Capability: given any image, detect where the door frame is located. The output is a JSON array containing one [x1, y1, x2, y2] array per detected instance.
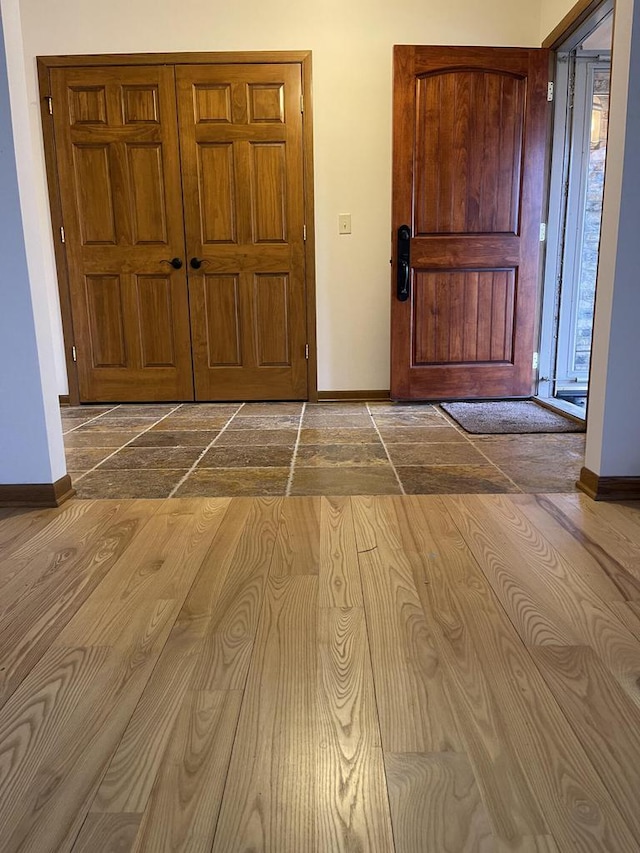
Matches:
[[37, 50, 318, 405], [537, 0, 613, 414]]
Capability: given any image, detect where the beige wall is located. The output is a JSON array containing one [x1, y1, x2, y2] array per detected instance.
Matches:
[[540, 0, 578, 42], [19, 0, 542, 394]]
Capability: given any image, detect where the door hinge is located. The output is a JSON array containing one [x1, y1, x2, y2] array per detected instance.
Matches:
[[300, 94, 304, 113], [303, 224, 307, 241], [60, 225, 66, 244], [46, 96, 53, 115], [532, 351, 539, 370], [304, 343, 310, 360], [547, 82, 554, 102], [71, 345, 77, 363], [539, 223, 547, 243]]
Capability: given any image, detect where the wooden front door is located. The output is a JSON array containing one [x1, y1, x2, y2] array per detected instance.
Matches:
[[390, 46, 550, 400], [176, 65, 308, 401], [51, 66, 194, 402]]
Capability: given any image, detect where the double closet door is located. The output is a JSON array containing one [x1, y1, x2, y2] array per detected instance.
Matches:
[[50, 61, 308, 402]]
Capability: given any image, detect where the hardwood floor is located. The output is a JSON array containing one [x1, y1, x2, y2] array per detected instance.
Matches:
[[1, 493, 639, 851]]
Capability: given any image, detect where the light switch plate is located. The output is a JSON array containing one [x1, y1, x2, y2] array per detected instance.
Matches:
[[338, 214, 351, 235]]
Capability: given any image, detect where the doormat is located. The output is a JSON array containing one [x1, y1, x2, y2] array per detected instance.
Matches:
[[440, 401, 586, 434]]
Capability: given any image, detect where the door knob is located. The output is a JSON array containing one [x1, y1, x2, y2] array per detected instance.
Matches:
[[190, 257, 208, 270], [161, 257, 183, 270], [397, 225, 411, 302]]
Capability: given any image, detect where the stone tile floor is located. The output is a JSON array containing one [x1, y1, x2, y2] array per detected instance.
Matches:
[[61, 401, 585, 498]]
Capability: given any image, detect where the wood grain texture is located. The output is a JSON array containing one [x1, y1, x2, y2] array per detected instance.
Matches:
[[385, 752, 493, 853], [445, 495, 640, 707], [0, 500, 155, 709], [546, 494, 640, 581], [532, 645, 640, 844], [391, 46, 549, 400], [351, 496, 461, 753], [270, 496, 321, 576], [510, 494, 640, 601], [0, 504, 69, 556], [50, 65, 195, 403], [0, 499, 118, 617], [211, 576, 317, 852], [191, 497, 282, 691], [131, 690, 243, 852], [72, 813, 142, 853], [90, 628, 199, 814], [2, 494, 640, 851], [428, 523, 638, 851], [319, 497, 362, 607], [394, 498, 550, 844], [609, 601, 640, 642], [176, 63, 308, 401], [56, 499, 231, 648], [317, 607, 394, 852]]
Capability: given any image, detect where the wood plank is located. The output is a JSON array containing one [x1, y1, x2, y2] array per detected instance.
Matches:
[[392, 497, 550, 844], [317, 607, 394, 852], [56, 499, 231, 647], [609, 601, 640, 642], [212, 576, 317, 853], [351, 496, 461, 753], [72, 813, 141, 853], [270, 496, 321, 576], [0, 500, 158, 710], [0, 499, 117, 617], [546, 494, 640, 582], [430, 522, 639, 851], [532, 645, 640, 844], [131, 690, 243, 853], [0, 645, 113, 834], [190, 497, 282, 691], [384, 752, 494, 852], [0, 504, 69, 557], [584, 496, 640, 539], [318, 497, 363, 607], [510, 494, 640, 601], [445, 495, 640, 707], [0, 586, 183, 853], [89, 627, 199, 815]]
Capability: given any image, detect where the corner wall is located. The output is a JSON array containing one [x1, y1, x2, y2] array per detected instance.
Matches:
[[540, 0, 578, 42], [0, 0, 66, 485], [18, 0, 541, 394]]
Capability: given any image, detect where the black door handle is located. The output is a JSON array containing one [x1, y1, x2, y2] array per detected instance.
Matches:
[[161, 257, 183, 270], [397, 225, 411, 302], [190, 257, 209, 270]]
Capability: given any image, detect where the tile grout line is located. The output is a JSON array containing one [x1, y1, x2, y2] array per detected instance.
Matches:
[[167, 404, 246, 498], [285, 403, 306, 497], [366, 402, 406, 495], [62, 404, 120, 435], [436, 404, 523, 492], [71, 404, 185, 483]]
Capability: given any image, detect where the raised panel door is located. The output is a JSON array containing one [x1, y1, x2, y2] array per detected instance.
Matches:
[[51, 65, 193, 402], [176, 64, 308, 401], [391, 47, 549, 400]]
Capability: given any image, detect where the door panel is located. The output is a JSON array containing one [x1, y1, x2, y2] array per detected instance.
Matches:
[[391, 46, 549, 400], [177, 64, 308, 401], [51, 66, 193, 402]]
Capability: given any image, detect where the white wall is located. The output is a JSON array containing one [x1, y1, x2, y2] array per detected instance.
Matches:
[[540, 0, 577, 42], [0, 0, 66, 484], [18, 0, 541, 394], [585, 0, 640, 477]]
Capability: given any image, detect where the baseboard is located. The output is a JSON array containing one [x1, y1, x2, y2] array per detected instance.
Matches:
[[0, 475, 76, 508], [59, 394, 71, 406], [317, 390, 390, 401], [577, 467, 640, 501]]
